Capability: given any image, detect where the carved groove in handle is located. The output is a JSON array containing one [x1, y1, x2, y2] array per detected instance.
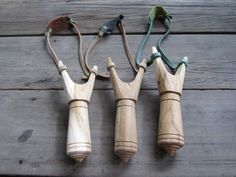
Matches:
[[158, 93, 184, 155], [152, 48, 186, 156], [67, 100, 91, 161], [114, 99, 137, 162]]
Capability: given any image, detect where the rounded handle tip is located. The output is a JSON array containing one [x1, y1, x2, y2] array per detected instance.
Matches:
[[183, 56, 188, 63], [91, 65, 98, 74], [106, 57, 116, 69], [152, 46, 158, 54]]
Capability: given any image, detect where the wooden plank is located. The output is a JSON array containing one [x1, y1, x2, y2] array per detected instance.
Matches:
[[0, 0, 236, 35], [0, 35, 236, 90], [0, 90, 235, 176]]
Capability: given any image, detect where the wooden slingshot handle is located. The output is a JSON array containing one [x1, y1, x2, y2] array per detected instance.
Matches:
[[107, 57, 146, 162], [58, 61, 97, 161], [152, 47, 186, 155]]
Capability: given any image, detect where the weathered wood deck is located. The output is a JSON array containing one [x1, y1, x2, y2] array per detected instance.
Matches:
[[0, 0, 236, 176]]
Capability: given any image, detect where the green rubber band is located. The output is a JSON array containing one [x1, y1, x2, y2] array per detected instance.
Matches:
[[136, 21, 153, 66], [135, 6, 188, 72], [148, 51, 161, 66], [157, 16, 188, 72], [136, 6, 170, 65]]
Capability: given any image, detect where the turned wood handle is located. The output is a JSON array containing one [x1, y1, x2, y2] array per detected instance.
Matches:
[[158, 93, 184, 155], [107, 57, 146, 162], [152, 47, 186, 155], [59, 61, 97, 161], [114, 99, 137, 162], [67, 100, 91, 161]]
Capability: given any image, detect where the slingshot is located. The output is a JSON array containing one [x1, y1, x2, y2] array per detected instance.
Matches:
[[79, 16, 146, 161], [45, 16, 98, 161], [107, 58, 146, 162], [133, 6, 189, 155]]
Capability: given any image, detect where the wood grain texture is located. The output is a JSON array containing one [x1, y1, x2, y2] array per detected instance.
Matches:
[[0, 1, 235, 176], [153, 49, 186, 155], [0, 90, 235, 176], [107, 58, 146, 162], [0, 0, 236, 35], [0, 35, 236, 90], [58, 63, 97, 161], [67, 101, 92, 161]]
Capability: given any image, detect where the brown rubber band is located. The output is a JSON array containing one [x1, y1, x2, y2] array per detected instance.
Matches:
[[45, 16, 140, 79]]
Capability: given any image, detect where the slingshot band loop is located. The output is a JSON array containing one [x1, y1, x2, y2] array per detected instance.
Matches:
[[135, 6, 188, 73], [46, 16, 137, 79], [46, 16, 88, 76]]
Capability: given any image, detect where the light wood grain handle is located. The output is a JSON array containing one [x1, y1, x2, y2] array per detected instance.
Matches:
[[158, 93, 184, 155], [152, 46, 186, 155], [107, 57, 146, 162], [66, 100, 91, 162], [114, 99, 137, 162], [59, 61, 97, 161]]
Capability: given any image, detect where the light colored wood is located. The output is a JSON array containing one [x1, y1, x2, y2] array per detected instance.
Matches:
[[1, 35, 236, 90], [152, 47, 186, 156], [107, 57, 147, 162], [0, 1, 235, 176], [58, 61, 97, 161], [0, 90, 236, 176]]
